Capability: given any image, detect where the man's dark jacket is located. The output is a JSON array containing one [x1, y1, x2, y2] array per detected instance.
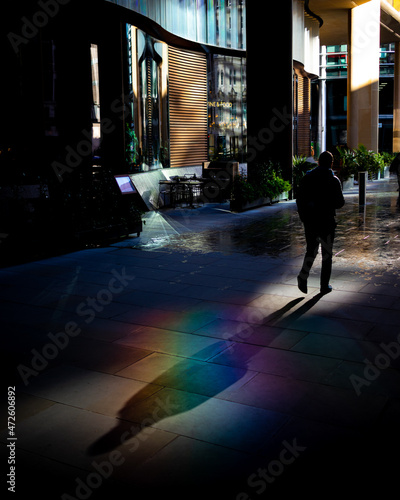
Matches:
[[296, 167, 345, 231]]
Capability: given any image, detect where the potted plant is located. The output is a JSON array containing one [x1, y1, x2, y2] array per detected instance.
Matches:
[[125, 123, 140, 172], [353, 144, 383, 180], [380, 152, 395, 179], [230, 161, 291, 211], [335, 146, 356, 188], [292, 155, 317, 196]]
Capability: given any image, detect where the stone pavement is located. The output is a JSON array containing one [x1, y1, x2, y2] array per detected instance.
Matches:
[[1, 177, 400, 499]]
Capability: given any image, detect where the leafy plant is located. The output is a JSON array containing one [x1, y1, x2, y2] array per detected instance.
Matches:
[[336, 145, 386, 180], [160, 141, 170, 168], [232, 161, 291, 205], [336, 146, 357, 181], [354, 144, 383, 177], [293, 155, 316, 193], [125, 123, 139, 169], [381, 151, 395, 168]]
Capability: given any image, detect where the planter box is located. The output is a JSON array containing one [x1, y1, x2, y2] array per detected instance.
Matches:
[[377, 166, 390, 179], [230, 192, 289, 212], [342, 175, 354, 190], [276, 191, 289, 202]]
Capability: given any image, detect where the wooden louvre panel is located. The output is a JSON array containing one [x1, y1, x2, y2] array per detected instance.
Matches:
[[168, 46, 208, 168], [297, 76, 311, 157]]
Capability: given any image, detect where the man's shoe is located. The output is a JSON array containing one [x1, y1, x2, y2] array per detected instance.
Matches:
[[297, 276, 308, 294], [320, 284, 333, 294]]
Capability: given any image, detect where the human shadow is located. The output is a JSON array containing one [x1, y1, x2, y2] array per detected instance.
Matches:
[[262, 296, 305, 324], [87, 294, 322, 457], [87, 339, 250, 456], [264, 292, 324, 326]]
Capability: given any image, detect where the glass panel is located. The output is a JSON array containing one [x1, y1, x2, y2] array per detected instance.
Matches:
[[186, 0, 197, 41], [197, 0, 207, 43], [90, 44, 101, 156], [208, 54, 246, 162], [207, 0, 216, 45], [106, 0, 246, 49], [126, 25, 169, 172], [218, 0, 226, 47]]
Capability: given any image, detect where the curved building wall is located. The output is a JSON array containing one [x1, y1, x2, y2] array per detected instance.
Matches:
[[293, 0, 320, 76], [106, 0, 246, 50], [111, 0, 319, 165]]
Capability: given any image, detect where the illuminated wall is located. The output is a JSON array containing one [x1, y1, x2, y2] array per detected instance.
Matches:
[[293, 0, 320, 77]]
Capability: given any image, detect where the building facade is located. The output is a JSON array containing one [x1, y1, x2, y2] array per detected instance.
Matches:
[[1, 1, 320, 184], [104, 0, 248, 173], [102, 0, 320, 173], [4, 0, 400, 245]]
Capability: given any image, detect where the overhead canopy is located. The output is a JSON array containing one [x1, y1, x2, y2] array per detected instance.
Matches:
[[381, 0, 400, 42], [310, 0, 400, 45]]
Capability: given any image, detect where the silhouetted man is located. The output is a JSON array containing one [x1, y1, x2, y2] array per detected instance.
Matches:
[[296, 151, 345, 294]]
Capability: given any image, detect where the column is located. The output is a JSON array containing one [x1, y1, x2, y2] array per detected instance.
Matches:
[[246, 0, 293, 184], [393, 42, 400, 153], [347, 0, 380, 151], [97, 14, 126, 172], [319, 45, 327, 154]]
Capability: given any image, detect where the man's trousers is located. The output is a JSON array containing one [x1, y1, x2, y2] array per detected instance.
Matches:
[[299, 225, 335, 289]]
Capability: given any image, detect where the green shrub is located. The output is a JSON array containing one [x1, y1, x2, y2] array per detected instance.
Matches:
[[292, 155, 318, 192], [232, 161, 291, 204], [336, 145, 386, 180]]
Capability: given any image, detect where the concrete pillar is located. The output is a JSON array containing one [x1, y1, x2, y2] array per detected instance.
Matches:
[[393, 42, 400, 153], [319, 45, 327, 155], [97, 16, 126, 173], [246, 0, 293, 184], [347, 0, 380, 151]]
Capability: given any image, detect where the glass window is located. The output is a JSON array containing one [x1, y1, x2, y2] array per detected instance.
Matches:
[[106, 0, 246, 50], [208, 54, 246, 162], [126, 25, 169, 172], [90, 44, 101, 155]]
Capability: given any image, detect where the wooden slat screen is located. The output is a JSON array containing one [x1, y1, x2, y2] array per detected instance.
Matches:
[[168, 47, 208, 168], [297, 76, 311, 157]]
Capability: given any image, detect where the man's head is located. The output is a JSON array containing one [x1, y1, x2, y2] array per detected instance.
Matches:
[[318, 151, 334, 169]]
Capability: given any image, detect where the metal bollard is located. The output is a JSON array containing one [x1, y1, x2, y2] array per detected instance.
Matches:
[[359, 171, 367, 205]]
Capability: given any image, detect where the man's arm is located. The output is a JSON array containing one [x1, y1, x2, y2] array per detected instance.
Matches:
[[333, 176, 345, 209]]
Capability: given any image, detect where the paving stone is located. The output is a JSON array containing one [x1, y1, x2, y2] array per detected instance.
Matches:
[[2, 179, 400, 498]]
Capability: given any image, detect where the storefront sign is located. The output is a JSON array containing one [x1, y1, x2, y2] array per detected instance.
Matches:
[[208, 101, 233, 108]]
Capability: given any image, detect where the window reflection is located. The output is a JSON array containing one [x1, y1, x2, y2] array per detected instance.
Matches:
[[90, 44, 101, 156], [125, 23, 248, 171], [126, 26, 169, 172], [106, 0, 246, 50], [208, 54, 247, 161]]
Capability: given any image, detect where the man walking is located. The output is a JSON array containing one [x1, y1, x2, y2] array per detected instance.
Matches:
[[296, 151, 345, 294]]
